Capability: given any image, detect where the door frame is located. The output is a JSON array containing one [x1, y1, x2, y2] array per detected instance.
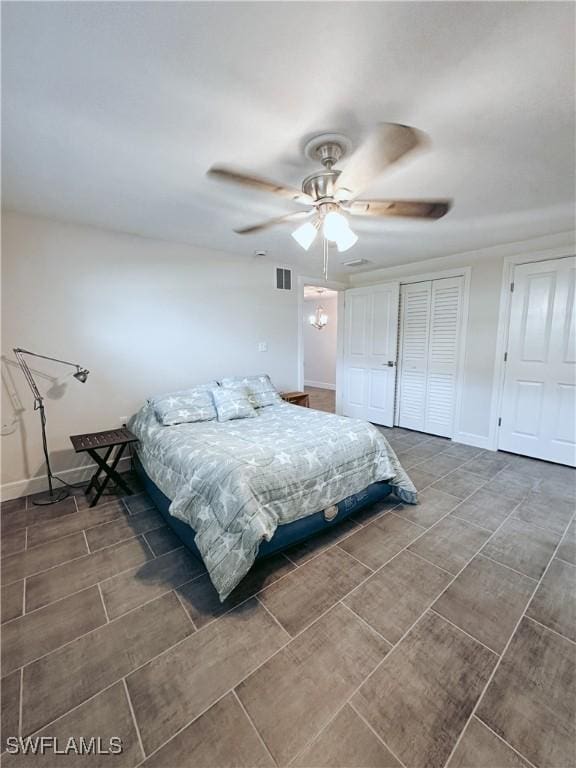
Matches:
[[297, 275, 347, 412], [491, 249, 576, 453], [393, 267, 471, 440]]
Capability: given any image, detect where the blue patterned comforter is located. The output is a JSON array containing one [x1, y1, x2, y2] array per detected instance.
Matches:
[[128, 402, 416, 600]]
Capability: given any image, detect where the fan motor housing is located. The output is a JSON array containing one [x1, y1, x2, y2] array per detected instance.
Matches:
[[302, 170, 341, 201]]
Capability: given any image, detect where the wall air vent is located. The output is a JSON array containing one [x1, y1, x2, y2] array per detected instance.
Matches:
[[342, 258, 371, 268], [275, 267, 292, 290]]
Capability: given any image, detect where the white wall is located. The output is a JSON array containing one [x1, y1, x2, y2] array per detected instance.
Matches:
[[1, 211, 300, 497], [303, 295, 337, 389], [348, 231, 575, 449]]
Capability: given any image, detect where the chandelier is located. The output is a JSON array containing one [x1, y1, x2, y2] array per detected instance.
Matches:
[[308, 289, 329, 330]]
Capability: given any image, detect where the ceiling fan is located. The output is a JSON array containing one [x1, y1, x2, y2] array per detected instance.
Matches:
[[207, 123, 451, 274]]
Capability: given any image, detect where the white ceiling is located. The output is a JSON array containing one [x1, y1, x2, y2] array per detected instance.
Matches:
[[2, 2, 575, 277]]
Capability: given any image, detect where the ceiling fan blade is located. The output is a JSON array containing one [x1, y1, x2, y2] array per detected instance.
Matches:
[[345, 199, 451, 220], [208, 166, 313, 205], [335, 124, 426, 200], [234, 210, 313, 235]]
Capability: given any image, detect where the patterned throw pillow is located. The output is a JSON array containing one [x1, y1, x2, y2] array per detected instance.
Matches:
[[219, 374, 282, 408], [152, 383, 218, 426], [210, 386, 257, 422]]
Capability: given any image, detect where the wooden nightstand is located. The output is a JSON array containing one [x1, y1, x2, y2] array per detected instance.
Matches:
[[280, 391, 310, 408]]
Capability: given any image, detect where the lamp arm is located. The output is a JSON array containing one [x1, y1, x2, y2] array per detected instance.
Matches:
[[13, 348, 87, 372], [14, 349, 43, 407]]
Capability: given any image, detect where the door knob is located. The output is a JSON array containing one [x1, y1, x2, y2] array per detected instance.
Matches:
[[387, 361, 396, 367]]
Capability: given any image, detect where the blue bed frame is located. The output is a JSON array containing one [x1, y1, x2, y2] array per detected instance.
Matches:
[[134, 455, 394, 561]]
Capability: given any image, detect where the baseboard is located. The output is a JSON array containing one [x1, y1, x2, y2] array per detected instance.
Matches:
[[453, 431, 494, 451], [304, 380, 336, 391], [0, 455, 132, 502]]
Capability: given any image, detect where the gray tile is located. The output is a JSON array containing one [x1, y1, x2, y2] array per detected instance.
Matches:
[[409, 516, 491, 575], [293, 705, 402, 768], [477, 617, 576, 768], [85, 508, 164, 551], [488, 469, 539, 502], [344, 550, 452, 644], [349, 495, 399, 526], [1, 670, 20, 747], [141, 693, 274, 768], [285, 519, 359, 565], [1, 581, 23, 624], [394, 488, 461, 528], [441, 444, 484, 461], [513, 491, 574, 535], [237, 604, 390, 766], [406, 468, 437, 491], [1, 528, 26, 557], [537, 476, 576, 502], [123, 493, 154, 515], [482, 517, 562, 580], [461, 454, 512, 480], [526, 558, 576, 642], [2, 497, 76, 534], [447, 717, 531, 768], [26, 536, 153, 611], [450, 488, 518, 532], [1, 497, 25, 515], [557, 519, 576, 565], [416, 454, 468, 478], [26, 501, 126, 548], [143, 526, 181, 556], [352, 611, 496, 768], [100, 547, 204, 620], [401, 442, 440, 462], [431, 468, 486, 500], [177, 553, 295, 629], [1, 532, 88, 585], [259, 546, 370, 635], [338, 513, 424, 571], [22, 591, 192, 736], [2, 586, 107, 676], [126, 598, 288, 755], [3, 682, 143, 768], [433, 556, 535, 653]]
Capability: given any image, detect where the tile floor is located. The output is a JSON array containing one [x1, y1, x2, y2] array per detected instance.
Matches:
[[0, 429, 575, 768]]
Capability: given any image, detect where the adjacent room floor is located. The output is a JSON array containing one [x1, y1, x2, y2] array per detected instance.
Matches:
[[1, 429, 574, 768], [305, 385, 335, 413]]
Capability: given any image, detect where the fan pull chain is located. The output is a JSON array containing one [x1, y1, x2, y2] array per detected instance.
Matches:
[[323, 236, 329, 281]]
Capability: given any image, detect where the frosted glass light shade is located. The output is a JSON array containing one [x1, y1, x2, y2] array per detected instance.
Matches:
[[291, 221, 318, 250]]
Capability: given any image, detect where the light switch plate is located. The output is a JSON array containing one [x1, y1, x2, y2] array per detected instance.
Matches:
[[258, 342, 267, 352]]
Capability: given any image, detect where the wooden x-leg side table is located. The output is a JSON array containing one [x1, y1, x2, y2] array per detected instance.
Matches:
[[70, 428, 139, 507]]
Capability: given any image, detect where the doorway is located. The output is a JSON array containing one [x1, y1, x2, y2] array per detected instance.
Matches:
[[303, 286, 338, 413], [498, 256, 575, 465]]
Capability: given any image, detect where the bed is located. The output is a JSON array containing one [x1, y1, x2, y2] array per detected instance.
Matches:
[[128, 399, 417, 601]]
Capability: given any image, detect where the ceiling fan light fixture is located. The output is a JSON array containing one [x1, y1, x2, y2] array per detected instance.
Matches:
[[336, 226, 358, 252], [292, 220, 319, 251]]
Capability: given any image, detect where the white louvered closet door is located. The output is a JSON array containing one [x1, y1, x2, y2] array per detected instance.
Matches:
[[397, 277, 464, 437]]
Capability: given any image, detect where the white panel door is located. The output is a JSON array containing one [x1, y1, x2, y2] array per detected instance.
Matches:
[[342, 283, 400, 425], [397, 277, 463, 437], [499, 257, 576, 465]]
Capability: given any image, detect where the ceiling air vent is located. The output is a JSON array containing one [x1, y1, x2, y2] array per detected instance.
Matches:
[[342, 258, 371, 268], [275, 267, 292, 290]]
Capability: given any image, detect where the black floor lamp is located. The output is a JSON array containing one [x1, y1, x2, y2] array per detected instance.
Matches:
[[14, 347, 90, 506]]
